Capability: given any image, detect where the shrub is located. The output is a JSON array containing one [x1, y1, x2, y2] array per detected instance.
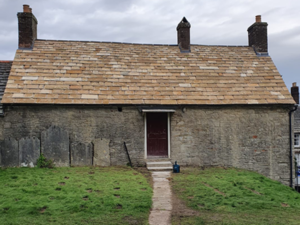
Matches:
[[36, 153, 55, 168]]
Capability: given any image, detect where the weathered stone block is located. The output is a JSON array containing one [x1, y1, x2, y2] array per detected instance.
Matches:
[[93, 138, 110, 166], [1, 138, 18, 167], [41, 126, 69, 167], [110, 141, 130, 166], [71, 142, 93, 166], [295, 108, 300, 133], [19, 137, 40, 167]]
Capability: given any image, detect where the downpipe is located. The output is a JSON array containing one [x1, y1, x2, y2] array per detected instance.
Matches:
[[289, 105, 298, 188]]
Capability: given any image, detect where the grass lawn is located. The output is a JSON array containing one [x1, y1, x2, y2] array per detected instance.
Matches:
[[171, 167, 300, 225], [0, 166, 152, 225]]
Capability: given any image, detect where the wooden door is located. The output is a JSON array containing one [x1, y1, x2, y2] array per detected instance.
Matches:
[[147, 113, 168, 157]]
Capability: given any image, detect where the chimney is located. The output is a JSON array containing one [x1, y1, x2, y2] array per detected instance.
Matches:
[[177, 17, 191, 52], [17, 4, 38, 49], [291, 82, 299, 104], [247, 15, 268, 54]]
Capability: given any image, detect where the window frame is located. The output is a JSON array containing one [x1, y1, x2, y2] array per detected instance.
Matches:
[[295, 133, 300, 148]]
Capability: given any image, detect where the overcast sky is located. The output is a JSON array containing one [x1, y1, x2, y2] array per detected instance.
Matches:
[[0, 0, 299, 90]]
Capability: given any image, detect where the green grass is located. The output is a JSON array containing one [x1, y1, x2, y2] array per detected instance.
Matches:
[[171, 167, 300, 225], [0, 166, 152, 225]]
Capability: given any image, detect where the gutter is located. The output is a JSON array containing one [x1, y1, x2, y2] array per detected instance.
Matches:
[[289, 105, 298, 188]]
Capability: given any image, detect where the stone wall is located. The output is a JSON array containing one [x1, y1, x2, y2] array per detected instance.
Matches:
[[0, 105, 291, 185], [295, 108, 300, 133], [170, 106, 291, 185], [294, 108, 300, 155], [0, 105, 144, 167]]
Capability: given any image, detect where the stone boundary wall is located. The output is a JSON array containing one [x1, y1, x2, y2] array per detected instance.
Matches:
[[0, 105, 291, 185]]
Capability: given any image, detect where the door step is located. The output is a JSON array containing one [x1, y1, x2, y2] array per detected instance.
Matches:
[[146, 161, 173, 171]]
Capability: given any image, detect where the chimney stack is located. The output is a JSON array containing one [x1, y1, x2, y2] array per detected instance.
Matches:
[[17, 4, 38, 49], [247, 15, 268, 54], [291, 82, 299, 104], [177, 17, 191, 53]]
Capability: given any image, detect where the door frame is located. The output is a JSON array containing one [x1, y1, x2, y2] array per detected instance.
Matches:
[[144, 112, 171, 159]]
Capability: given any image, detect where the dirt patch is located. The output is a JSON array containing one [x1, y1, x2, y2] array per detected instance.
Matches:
[[122, 216, 142, 225], [114, 187, 120, 190], [80, 205, 88, 209], [244, 186, 262, 195], [88, 172, 94, 174], [281, 203, 289, 207], [167, 177, 173, 181], [55, 188, 61, 191], [202, 182, 226, 197], [172, 190, 200, 218], [58, 182, 65, 186], [141, 188, 147, 191], [82, 196, 89, 201], [86, 188, 93, 193], [116, 204, 122, 209], [95, 190, 102, 193], [64, 176, 69, 179], [40, 206, 47, 213], [114, 194, 120, 198]]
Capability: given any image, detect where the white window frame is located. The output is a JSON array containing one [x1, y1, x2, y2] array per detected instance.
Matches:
[[295, 133, 300, 148]]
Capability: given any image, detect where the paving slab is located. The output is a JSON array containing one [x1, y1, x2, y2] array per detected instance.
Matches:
[[149, 171, 172, 225]]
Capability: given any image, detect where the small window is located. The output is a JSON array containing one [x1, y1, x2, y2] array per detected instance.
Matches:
[[0, 105, 4, 116], [295, 134, 300, 147]]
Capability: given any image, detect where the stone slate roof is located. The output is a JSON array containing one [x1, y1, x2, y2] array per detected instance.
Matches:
[[1, 40, 295, 105], [0, 61, 12, 113]]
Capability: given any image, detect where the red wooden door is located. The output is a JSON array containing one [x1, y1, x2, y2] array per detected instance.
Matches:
[[147, 113, 168, 157]]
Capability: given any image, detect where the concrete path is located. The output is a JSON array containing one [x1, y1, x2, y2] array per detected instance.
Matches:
[[149, 171, 172, 225]]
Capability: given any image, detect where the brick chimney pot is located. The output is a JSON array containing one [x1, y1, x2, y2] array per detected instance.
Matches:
[[23, 5, 30, 13], [256, 15, 261, 22]]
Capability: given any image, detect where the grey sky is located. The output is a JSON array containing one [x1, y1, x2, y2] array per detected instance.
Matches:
[[0, 0, 299, 89]]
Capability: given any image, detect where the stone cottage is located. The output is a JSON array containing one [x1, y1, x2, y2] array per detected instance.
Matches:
[[0, 5, 297, 185]]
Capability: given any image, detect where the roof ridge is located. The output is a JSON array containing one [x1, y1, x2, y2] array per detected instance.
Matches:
[[35, 39, 250, 47]]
